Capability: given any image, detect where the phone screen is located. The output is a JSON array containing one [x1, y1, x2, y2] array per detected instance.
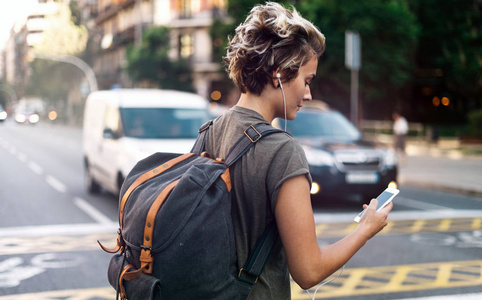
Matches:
[[375, 190, 396, 210], [354, 189, 398, 222]]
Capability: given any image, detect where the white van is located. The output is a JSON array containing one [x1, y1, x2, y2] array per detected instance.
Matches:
[[82, 88, 212, 195]]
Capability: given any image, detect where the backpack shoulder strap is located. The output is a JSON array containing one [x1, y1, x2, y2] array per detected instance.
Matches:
[[238, 222, 279, 285], [191, 119, 213, 155], [224, 123, 284, 167], [192, 121, 284, 286]]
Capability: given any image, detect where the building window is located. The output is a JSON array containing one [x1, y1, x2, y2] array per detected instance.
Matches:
[[180, 0, 192, 18], [179, 34, 194, 59]]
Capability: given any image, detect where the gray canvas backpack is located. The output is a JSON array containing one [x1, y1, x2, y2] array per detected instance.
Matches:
[[99, 120, 282, 300]]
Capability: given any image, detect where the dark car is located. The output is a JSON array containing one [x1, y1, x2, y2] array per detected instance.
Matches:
[[283, 101, 398, 203]]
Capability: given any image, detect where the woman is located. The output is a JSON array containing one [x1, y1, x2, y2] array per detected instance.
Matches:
[[203, 2, 392, 299]]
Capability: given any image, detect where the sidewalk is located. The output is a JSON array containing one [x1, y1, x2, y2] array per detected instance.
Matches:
[[397, 140, 482, 196]]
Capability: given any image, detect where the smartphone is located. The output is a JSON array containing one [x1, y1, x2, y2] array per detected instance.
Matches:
[[354, 187, 399, 222]]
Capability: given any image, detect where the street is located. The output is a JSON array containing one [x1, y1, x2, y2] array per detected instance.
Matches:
[[1, 121, 482, 299]]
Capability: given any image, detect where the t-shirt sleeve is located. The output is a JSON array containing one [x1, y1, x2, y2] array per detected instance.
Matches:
[[266, 137, 312, 213]]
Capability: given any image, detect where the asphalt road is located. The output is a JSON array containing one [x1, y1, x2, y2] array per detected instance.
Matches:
[[1, 120, 481, 299]]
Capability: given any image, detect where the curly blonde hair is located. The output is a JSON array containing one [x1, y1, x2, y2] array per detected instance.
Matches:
[[224, 2, 325, 95]]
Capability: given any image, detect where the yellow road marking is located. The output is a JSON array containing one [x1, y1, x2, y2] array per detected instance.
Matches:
[[317, 217, 482, 238], [291, 260, 482, 299], [0, 233, 115, 256]]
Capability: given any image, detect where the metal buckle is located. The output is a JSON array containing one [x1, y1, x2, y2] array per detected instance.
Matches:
[[244, 125, 262, 143], [238, 268, 258, 284]]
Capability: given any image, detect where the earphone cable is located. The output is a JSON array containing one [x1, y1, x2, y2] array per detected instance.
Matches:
[[277, 74, 287, 132]]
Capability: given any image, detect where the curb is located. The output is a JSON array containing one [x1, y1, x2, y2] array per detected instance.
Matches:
[[399, 178, 482, 198]]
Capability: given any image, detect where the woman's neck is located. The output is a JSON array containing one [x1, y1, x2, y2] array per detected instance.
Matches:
[[236, 92, 276, 123]]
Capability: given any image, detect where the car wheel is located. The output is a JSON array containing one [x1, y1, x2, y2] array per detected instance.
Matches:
[[85, 162, 101, 194]]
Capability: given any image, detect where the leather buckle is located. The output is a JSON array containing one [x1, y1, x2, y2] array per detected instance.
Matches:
[[238, 268, 258, 284], [244, 126, 262, 143]]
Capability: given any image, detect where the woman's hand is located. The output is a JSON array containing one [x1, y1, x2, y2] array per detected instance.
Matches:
[[356, 198, 393, 240]]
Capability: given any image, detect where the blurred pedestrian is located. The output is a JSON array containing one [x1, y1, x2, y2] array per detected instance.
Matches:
[[393, 111, 408, 164], [202, 2, 392, 299]]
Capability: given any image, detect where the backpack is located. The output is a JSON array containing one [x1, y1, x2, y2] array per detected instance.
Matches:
[[99, 120, 283, 300]]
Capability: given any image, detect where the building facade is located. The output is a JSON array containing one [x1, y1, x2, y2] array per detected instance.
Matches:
[[94, 0, 229, 100]]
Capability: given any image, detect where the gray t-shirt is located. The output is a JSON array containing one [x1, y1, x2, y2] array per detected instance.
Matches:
[[204, 106, 312, 299]]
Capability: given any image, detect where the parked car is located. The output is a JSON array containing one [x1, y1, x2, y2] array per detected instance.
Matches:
[[14, 108, 40, 124], [0, 105, 7, 122], [82, 88, 212, 195], [279, 100, 398, 203]]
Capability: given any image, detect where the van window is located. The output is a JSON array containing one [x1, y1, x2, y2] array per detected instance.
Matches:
[[120, 108, 211, 139], [104, 104, 121, 137]]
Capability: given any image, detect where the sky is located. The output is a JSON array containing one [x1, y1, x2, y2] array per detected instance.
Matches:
[[0, 0, 39, 50]]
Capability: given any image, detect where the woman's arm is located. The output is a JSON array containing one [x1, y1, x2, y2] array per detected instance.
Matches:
[[274, 174, 392, 289]]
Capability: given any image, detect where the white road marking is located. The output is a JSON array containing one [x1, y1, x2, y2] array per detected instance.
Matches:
[[0, 287, 115, 299], [0, 223, 117, 238], [16, 152, 27, 162], [0, 253, 82, 288], [397, 196, 453, 210], [74, 197, 115, 225], [28, 161, 44, 175], [45, 175, 67, 193]]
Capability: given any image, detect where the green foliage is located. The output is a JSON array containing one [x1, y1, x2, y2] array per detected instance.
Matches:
[[25, 3, 87, 107], [410, 0, 482, 99], [468, 109, 482, 135], [26, 60, 83, 105], [34, 3, 88, 56], [297, 0, 419, 117], [126, 26, 194, 92]]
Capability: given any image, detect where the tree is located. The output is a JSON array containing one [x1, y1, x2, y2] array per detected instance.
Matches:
[[409, 0, 482, 122], [126, 26, 194, 92], [297, 0, 419, 119], [211, 1, 418, 119], [25, 2, 89, 112], [33, 3, 88, 56]]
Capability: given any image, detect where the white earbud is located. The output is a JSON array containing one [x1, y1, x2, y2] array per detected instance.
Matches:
[[276, 73, 287, 132]]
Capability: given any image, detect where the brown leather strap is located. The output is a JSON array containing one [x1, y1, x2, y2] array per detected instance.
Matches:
[[97, 240, 120, 254], [98, 229, 126, 254], [140, 179, 179, 274], [119, 153, 196, 230], [119, 264, 135, 300]]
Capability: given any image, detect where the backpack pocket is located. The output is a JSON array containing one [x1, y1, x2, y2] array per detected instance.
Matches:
[[108, 253, 162, 300]]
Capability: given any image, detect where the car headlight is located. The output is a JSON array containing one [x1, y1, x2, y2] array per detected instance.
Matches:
[[302, 146, 335, 167], [15, 114, 27, 123], [384, 148, 398, 166], [29, 114, 40, 124]]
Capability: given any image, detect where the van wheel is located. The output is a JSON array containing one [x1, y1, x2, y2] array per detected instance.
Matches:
[[85, 163, 101, 194]]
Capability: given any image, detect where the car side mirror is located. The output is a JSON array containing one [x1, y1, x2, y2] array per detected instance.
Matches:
[[103, 128, 119, 139]]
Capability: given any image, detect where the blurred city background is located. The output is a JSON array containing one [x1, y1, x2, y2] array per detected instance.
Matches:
[[0, 0, 482, 299]]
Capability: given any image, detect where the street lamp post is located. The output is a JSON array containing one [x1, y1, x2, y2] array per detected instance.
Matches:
[[32, 51, 98, 92]]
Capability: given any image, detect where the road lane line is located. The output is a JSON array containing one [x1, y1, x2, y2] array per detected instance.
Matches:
[[395, 293, 482, 300], [0, 287, 115, 299], [291, 260, 482, 299], [16, 152, 27, 162], [45, 175, 67, 193], [397, 196, 453, 210], [74, 197, 115, 225], [314, 210, 482, 224], [27, 161, 44, 175], [0, 223, 117, 238]]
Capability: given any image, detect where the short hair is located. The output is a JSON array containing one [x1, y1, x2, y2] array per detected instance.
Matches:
[[224, 2, 326, 95]]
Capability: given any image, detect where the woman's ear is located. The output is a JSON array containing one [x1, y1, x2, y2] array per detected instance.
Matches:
[[271, 70, 281, 88]]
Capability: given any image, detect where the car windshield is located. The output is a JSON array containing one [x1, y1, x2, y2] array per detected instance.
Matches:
[[287, 110, 361, 140], [120, 107, 211, 139]]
